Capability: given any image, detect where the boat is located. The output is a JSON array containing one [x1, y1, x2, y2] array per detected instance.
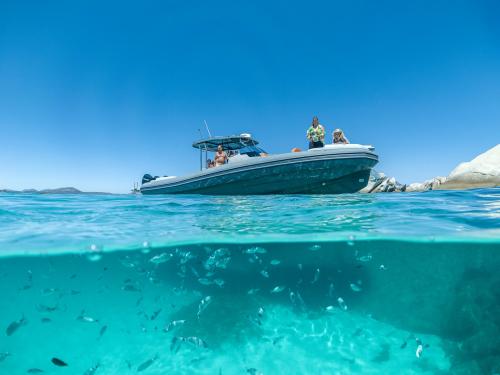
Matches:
[[140, 134, 378, 195]]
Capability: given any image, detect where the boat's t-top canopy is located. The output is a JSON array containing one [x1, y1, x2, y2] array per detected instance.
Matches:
[[192, 133, 259, 152]]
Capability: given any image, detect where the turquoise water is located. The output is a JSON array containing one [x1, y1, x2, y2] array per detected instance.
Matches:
[[0, 189, 499, 374]]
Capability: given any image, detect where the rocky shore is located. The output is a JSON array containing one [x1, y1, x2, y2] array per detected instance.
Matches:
[[363, 144, 500, 193]]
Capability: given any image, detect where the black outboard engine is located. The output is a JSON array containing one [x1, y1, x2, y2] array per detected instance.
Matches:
[[142, 174, 158, 184]]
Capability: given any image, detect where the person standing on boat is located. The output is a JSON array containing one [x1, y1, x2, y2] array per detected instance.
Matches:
[[214, 145, 228, 166], [332, 128, 350, 144], [306, 116, 325, 149]]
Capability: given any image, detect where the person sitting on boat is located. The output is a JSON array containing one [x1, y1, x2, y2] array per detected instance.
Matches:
[[214, 145, 228, 166], [306, 116, 325, 149], [332, 128, 350, 144]]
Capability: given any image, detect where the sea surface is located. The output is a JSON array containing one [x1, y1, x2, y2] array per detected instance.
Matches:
[[0, 189, 499, 374]]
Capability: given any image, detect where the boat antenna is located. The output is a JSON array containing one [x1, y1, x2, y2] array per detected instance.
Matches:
[[204, 120, 212, 137]]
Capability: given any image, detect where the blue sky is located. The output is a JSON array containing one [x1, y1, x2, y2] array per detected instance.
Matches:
[[1, 0, 499, 193]]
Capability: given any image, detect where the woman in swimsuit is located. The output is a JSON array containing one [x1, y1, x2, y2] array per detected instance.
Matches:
[[214, 145, 228, 166], [332, 128, 350, 144]]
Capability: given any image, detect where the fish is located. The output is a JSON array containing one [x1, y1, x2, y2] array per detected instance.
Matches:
[[0, 352, 10, 362], [260, 270, 269, 278], [400, 341, 407, 349], [20, 270, 33, 290], [150, 309, 162, 320], [337, 297, 348, 310], [41, 288, 59, 296], [120, 256, 139, 268], [36, 304, 58, 312], [137, 355, 158, 372], [352, 328, 363, 337], [311, 268, 320, 284], [197, 278, 213, 286], [328, 283, 335, 297], [270, 286, 285, 294], [289, 291, 306, 312], [83, 363, 100, 375], [270, 259, 281, 266], [325, 305, 335, 313], [258, 307, 265, 318], [122, 284, 141, 292], [171, 336, 208, 352], [163, 319, 186, 332], [244, 246, 267, 254], [27, 369, 44, 373], [170, 337, 182, 353], [149, 253, 172, 264], [51, 357, 68, 367], [247, 288, 259, 295], [77, 311, 99, 323], [184, 336, 208, 348], [99, 325, 107, 337], [204, 248, 231, 271], [416, 344, 423, 358], [349, 283, 362, 292], [178, 250, 195, 264], [190, 266, 200, 278], [308, 244, 321, 251], [197, 296, 212, 319], [214, 278, 225, 287], [295, 291, 306, 310], [272, 336, 284, 345], [357, 254, 373, 262], [41, 318, 52, 323], [6, 316, 27, 336]]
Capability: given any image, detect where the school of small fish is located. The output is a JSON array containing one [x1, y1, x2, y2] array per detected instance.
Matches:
[[0, 241, 431, 373]]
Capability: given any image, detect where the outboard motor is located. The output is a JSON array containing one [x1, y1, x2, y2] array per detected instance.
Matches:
[[142, 174, 158, 184]]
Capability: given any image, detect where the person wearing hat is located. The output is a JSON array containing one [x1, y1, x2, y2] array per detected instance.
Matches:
[[306, 116, 325, 149], [332, 128, 350, 144]]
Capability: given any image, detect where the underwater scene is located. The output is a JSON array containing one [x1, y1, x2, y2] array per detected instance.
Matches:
[[0, 189, 499, 374]]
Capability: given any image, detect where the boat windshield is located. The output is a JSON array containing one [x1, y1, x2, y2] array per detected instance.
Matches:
[[239, 145, 267, 157]]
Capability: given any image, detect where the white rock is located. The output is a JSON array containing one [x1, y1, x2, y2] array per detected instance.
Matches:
[[438, 145, 500, 190], [406, 182, 426, 192]]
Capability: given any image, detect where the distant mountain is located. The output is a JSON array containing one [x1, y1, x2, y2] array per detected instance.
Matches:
[[0, 187, 112, 194], [39, 187, 82, 194]]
